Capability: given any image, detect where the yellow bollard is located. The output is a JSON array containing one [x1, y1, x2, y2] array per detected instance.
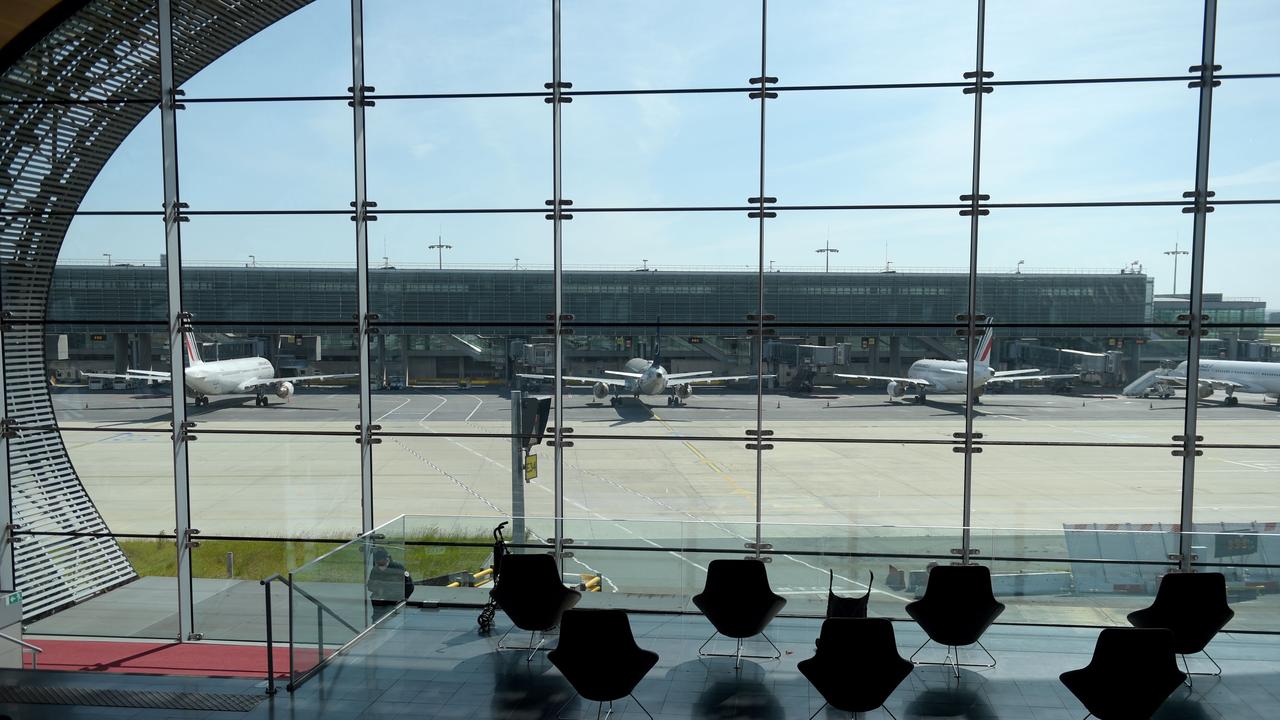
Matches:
[[446, 581, 461, 588], [474, 567, 493, 579]]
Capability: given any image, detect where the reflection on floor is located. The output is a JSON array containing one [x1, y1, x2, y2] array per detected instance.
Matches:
[[4, 607, 1279, 719]]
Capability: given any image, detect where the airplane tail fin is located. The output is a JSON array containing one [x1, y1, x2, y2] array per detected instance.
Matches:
[[973, 317, 995, 369], [182, 330, 204, 366]]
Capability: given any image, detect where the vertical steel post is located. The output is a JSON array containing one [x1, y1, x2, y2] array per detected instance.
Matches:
[[511, 391, 525, 545], [752, 0, 768, 553], [157, 0, 195, 640], [262, 579, 276, 695], [1179, 0, 1218, 572], [351, 0, 375, 532], [960, 0, 989, 565], [551, 0, 565, 564]]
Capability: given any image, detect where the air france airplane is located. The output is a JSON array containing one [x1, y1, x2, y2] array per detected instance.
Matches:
[[518, 325, 772, 406], [837, 320, 1078, 403], [82, 332, 355, 407], [1155, 360, 1280, 407]]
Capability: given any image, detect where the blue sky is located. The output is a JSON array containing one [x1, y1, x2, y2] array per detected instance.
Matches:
[[64, 0, 1280, 306]]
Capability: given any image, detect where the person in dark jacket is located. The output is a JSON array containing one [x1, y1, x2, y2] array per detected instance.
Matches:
[[368, 547, 411, 621]]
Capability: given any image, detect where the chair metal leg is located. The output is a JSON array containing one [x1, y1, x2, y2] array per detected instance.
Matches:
[[1182, 650, 1224, 678], [909, 638, 995, 678], [555, 691, 579, 720], [698, 630, 782, 668], [807, 701, 828, 720], [629, 694, 654, 720], [497, 627, 548, 662]]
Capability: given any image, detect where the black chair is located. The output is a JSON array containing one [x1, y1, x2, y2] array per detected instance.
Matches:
[[692, 559, 787, 669], [489, 553, 581, 660], [549, 609, 659, 720], [1127, 571, 1234, 686], [904, 564, 1005, 678], [1060, 628, 1186, 719], [799, 618, 913, 719]]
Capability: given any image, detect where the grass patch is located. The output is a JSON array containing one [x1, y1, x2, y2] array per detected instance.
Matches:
[[118, 532, 492, 584]]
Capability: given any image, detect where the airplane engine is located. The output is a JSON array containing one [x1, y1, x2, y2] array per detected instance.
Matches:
[[676, 384, 693, 399], [592, 382, 610, 400], [1197, 385, 1215, 399], [887, 381, 906, 399], [275, 381, 295, 399]]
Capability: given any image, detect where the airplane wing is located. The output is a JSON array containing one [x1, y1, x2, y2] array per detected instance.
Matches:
[[993, 368, 1045, 377], [985, 373, 1079, 385], [666, 371, 713, 380], [517, 373, 631, 387], [1155, 375, 1247, 391], [835, 373, 935, 390], [603, 370, 643, 379], [667, 373, 774, 387], [1058, 348, 1107, 358], [238, 373, 357, 393], [81, 369, 172, 382]]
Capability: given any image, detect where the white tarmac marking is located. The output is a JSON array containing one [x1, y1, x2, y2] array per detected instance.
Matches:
[[417, 395, 448, 425], [374, 398, 411, 424], [464, 396, 484, 424]]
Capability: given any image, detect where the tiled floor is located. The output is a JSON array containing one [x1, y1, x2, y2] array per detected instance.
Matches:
[[3, 608, 1279, 719]]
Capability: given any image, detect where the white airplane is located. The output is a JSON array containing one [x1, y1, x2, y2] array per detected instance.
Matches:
[[836, 321, 1079, 403], [518, 326, 771, 407], [1153, 359, 1280, 407], [82, 332, 355, 407]]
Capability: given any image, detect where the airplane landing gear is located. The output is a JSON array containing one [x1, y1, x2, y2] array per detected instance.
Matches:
[[1225, 394, 1239, 406], [914, 394, 926, 404], [667, 396, 684, 407], [609, 396, 620, 407], [194, 395, 209, 407], [255, 395, 269, 407]]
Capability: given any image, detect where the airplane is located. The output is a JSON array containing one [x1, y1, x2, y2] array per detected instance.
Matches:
[[81, 331, 356, 407], [836, 320, 1079, 404], [518, 325, 772, 407], [1150, 359, 1280, 407]]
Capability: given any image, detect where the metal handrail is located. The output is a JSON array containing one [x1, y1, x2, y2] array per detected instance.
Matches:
[[261, 573, 365, 695], [0, 632, 43, 670]]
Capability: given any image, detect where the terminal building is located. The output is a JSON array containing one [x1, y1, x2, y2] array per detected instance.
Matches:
[[47, 263, 1272, 390]]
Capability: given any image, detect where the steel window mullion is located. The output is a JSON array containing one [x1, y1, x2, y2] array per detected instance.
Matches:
[[960, 0, 989, 565], [156, 0, 194, 642], [0, 247, 11, 591], [752, 0, 768, 553], [551, 0, 565, 561], [1179, 0, 1219, 572], [351, 0, 374, 534]]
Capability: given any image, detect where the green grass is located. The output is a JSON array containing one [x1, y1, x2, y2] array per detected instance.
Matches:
[[118, 532, 492, 584]]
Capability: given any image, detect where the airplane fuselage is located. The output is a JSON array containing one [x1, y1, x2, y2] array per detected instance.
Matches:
[[907, 359, 996, 394], [622, 357, 668, 396], [1173, 360, 1280, 397], [185, 357, 275, 397]]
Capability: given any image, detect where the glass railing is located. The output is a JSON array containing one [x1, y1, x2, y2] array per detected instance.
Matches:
[[286, 515, 407, 689], [389, 514, 1279, 633]]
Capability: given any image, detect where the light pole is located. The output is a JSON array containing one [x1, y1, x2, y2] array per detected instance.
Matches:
[[1015, 259, 1024, 274], [816, 240, 838, 272], [102, 253, 111, 266], [641, 259, 649, 271], [248, 254, 256, 268], [769, 260, 776, 272], [514, 257, 520, 270], [1164, 243, 1189, 294], [428, 237, 452, 270]]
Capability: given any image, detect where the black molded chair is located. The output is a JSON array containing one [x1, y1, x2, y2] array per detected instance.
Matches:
[[904, 564, 1005, 678], [799, 618, 913, 719], [549, 609, 659, 720], [1060, 628, 1186, 719], [1127, 571, 1234, 685], [489, 553, 581, 660], [692, 559, 787, 668]]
